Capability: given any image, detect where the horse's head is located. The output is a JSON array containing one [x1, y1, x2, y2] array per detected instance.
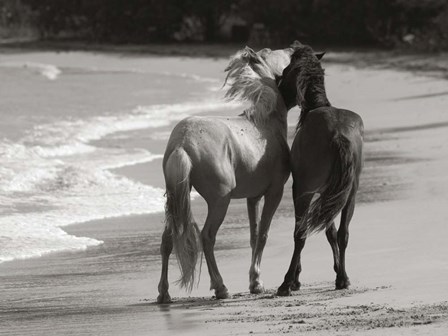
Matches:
[[224, 46, 293, 87], [223, 46, 295, 124], [256, 47, 294, 79], [278, 41, 325, 110]]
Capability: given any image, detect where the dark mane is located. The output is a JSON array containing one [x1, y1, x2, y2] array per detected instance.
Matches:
[[287, 44, 331, 130]]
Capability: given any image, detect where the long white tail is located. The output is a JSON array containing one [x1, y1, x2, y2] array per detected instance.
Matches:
[[164, 147, 201, 292]]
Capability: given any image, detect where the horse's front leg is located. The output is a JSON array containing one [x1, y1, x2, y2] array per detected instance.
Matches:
[[249, 187, 283, 294], [247, 197, 261, 258]]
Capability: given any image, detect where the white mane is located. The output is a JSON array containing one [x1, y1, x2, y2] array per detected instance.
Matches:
[[224, 47, 281, 124]]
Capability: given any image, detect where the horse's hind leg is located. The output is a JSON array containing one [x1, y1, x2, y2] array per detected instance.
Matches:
[[202, 196, 231, 299], [336, 191, 357, 289], [157, 227, 173, 303], [285, 226, 307, 293], [277, 191, 313, 296], [249, 187, 283, 294], [326, 221, 340, 277]]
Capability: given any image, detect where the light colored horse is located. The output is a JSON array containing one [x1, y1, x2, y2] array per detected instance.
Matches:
[[157, 46, 293, 303]]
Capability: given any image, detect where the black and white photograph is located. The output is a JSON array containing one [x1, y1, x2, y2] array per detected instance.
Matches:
[[1, 1, 447, 335]]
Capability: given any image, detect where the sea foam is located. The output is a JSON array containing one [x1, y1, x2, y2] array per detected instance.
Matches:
[[0, 61, 61, 80], [0, 99, 239, 263]]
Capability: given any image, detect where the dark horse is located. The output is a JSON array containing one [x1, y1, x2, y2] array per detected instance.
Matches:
[[276, 42, 364, 296]]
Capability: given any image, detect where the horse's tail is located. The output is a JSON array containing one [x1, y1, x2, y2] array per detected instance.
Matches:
[[297, 134, 356, 237], [164, 147, 201, 292]]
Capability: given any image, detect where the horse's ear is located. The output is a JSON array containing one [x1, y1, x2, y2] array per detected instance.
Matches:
[[290, 40, 303, 48], [243, 46, 257, 57], [224, 46, 258, 73], [243, 46, 262, 66], [315, 51, 325, 60]]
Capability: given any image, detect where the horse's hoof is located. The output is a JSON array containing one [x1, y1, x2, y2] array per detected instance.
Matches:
[[335, 277, 350, 290], [249, 281, 265, 294], [291, 281, 301, 291], [276, 285, 291, 297], [215, 285, 230, 300], [157, 292, 172, 304]]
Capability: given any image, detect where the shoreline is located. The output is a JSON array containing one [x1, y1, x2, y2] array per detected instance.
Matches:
[[1, 40, 448, 80]]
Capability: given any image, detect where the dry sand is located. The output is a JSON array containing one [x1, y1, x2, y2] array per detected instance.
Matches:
[[1, 50, 448, 335]]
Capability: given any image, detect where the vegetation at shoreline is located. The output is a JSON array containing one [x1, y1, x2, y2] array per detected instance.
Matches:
[[1, 0, 448, 51]]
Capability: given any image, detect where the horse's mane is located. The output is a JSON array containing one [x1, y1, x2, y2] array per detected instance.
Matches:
[[287, 42, 330, 130], [223, 47, 280, 125]]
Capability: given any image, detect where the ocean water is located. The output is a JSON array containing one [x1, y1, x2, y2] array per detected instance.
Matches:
[[0, 52, 236, 263]]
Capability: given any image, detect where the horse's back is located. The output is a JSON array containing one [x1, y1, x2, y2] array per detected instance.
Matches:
[[164, 115, 289, 199], [304, 107, 363, 137], [291, 107, 363, 189], [164, 116, 236, 191], [297, 107, 363, 150], [165, 116, 233, 161]]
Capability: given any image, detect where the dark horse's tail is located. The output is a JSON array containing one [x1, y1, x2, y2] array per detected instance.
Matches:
[[164, 147, 201, 292], [298, 134, 356, 237]]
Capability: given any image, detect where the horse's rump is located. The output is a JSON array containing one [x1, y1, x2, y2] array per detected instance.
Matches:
[[296, 133, 356, 237], [164, 147, 201, 292]]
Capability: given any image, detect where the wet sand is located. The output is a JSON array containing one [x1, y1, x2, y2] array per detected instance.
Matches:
[[1, 51, 448, 335]]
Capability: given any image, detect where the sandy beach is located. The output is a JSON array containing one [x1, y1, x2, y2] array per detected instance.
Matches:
[[0, 48, 448, 335]]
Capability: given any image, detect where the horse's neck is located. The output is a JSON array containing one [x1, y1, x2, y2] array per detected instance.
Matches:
[[252, 94, 288, 136], [306, 83, 331, 110], [273, 98, 289, 137], [250, 105, 288, 139], [299, 84, 331, 125]]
